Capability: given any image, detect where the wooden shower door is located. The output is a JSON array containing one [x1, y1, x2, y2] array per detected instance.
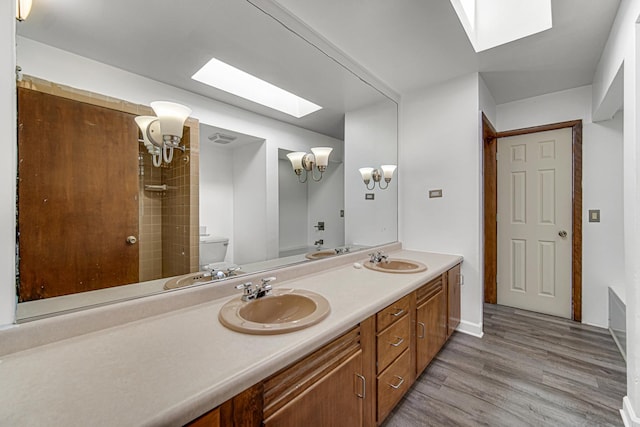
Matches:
[[17, 87, 139, 301]]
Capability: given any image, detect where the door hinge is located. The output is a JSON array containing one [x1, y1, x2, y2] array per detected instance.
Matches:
[[495, 152, 499, 161]]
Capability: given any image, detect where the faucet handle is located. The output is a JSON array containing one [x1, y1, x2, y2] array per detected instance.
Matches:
[[236, 282, 254, 296], [257, 277, 275, 297], [260, 277, 276, 290]]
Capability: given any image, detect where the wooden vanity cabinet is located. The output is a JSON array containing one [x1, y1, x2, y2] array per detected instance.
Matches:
[[186, 406, 220, 427], [415, 276, 447, 376], [447, 263, 462, 338], [185, 263, 463, 427], [186, 383, 263, 427], [262, 326, 369, 427], [375, 294, 415, 424]]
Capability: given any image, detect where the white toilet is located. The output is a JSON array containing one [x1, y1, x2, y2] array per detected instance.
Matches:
[[199, 235, 229, 270]]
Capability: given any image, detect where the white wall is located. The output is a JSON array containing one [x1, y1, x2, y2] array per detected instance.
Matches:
[[399, 73, 484, 337], [199, 139, 235, 263], [233, 142, 267, 265], [583, 112, 625, 327], [345, 100, 398, 246], [278, 158, 308, 252], [592, 0, 640, 422], [496, 85, 626, 328], [479, 75, 496, 125], [0, 1, 16, 327], [307, 162, 345, 249]]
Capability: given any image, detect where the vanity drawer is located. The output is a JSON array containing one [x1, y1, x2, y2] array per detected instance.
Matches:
[[376, 313, 410, 374], [376, 294, 411, 333], [377, 348, 412, 423]]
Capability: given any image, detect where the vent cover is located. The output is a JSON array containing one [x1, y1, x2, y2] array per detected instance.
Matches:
[[208, 132, 237, 144]]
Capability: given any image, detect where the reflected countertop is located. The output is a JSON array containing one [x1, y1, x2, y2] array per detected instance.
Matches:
[[0, 249, 462, 426]]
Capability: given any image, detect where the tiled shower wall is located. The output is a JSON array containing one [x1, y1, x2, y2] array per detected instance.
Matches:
[[139, 122, 199, 281], [138, 151, 164, 282]]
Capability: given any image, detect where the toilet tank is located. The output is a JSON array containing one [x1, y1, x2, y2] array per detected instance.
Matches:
[[199, 236, 229, 266]]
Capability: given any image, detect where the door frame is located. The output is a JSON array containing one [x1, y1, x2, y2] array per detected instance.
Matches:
[[482, 115, 583, 322]]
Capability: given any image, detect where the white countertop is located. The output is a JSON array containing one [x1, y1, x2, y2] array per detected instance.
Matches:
[[0, 250, 462, 426]]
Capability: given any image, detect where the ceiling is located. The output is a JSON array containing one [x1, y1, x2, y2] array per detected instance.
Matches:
[[16, 0, 388, 140], [16, 0, 620, 137], [273, 0, 620, 104]]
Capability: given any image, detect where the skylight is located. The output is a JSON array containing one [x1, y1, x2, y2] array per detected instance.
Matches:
[[192, 57, 322, 119], [450, 0, 552, 52]]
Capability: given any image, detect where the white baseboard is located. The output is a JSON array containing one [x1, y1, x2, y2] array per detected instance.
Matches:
[[456, 319, 483, 338], [622, 396, 640, 427]]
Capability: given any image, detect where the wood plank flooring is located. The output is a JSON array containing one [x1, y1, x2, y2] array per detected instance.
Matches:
[[382, 304, 626, 427]]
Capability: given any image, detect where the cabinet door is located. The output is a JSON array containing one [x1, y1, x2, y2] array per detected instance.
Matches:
[[263, 350, 364, 427], [447, 264, 461, 337], [416, 289, 447, 375]]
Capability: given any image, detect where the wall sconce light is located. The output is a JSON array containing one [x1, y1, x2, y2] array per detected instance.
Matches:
[[16, 0, 33, 21], [135, 116, 163, 167], [286, 147, 333, 183], [359, 165, 397, 190], [134, 101, 192, 166]]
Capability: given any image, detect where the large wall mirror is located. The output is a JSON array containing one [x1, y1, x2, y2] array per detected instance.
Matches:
[[14, 0, 398, 321]]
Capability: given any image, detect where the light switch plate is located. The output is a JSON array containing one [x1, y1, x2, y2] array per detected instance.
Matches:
[[429, 189, 443, 198], [365, 193, 375, 200], [589, 209, 600, 222]]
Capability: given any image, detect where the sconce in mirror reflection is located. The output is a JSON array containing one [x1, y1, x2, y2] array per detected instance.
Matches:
[[359, 165, 397, 190], [16, 0, 33, 21], [286, 147, 333, 183], [135, 101, 192, 167]]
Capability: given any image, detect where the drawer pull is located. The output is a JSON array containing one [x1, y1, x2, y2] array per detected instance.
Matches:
[[355, 374, 366, 399], [389, 336, 405, 347], [388, 375, 405, 390], [417, 321, 425, 339], [390, 308, 405, 317]]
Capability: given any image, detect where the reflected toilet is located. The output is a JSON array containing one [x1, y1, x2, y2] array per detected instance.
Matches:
[[200, 235, 230, 270]]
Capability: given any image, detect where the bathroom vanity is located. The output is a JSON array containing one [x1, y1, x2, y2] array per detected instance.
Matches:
[[0, 247, 462, 426], [189, 261, 462, 426]]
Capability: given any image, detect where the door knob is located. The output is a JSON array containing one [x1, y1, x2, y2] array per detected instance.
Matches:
[[126, 236, 137, 245], [558, 230, 568, 238]]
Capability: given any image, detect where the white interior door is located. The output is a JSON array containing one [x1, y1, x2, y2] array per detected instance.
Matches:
[[497, 128, 572, 318]]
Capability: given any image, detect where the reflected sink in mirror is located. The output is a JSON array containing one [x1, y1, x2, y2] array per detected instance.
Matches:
[[305, 250, 338, 260], [163, 269, 244, 290], [218, 288, 330, 335], [364, 259, 427, 274]]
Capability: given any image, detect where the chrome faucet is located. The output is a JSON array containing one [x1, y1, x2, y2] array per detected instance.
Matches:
[[203, 266, 226, 280], [314, 239, 324, 249], [334, 246, 351, 255], [369, 251, 388, 264], [236, 277, 276, 301]]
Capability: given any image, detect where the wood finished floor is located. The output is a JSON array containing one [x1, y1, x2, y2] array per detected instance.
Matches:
[[382, 304, 626, 427]]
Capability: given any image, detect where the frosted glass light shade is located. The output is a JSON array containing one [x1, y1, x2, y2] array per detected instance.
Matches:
[[150, 101, 192, 137], [134, 116, 155, 148], [359, 167, 374, 182], [311, 147, 332, 168], [16, 0, 32, 21], [380, 164, 397, 180], [287, 152, 306, 171]]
